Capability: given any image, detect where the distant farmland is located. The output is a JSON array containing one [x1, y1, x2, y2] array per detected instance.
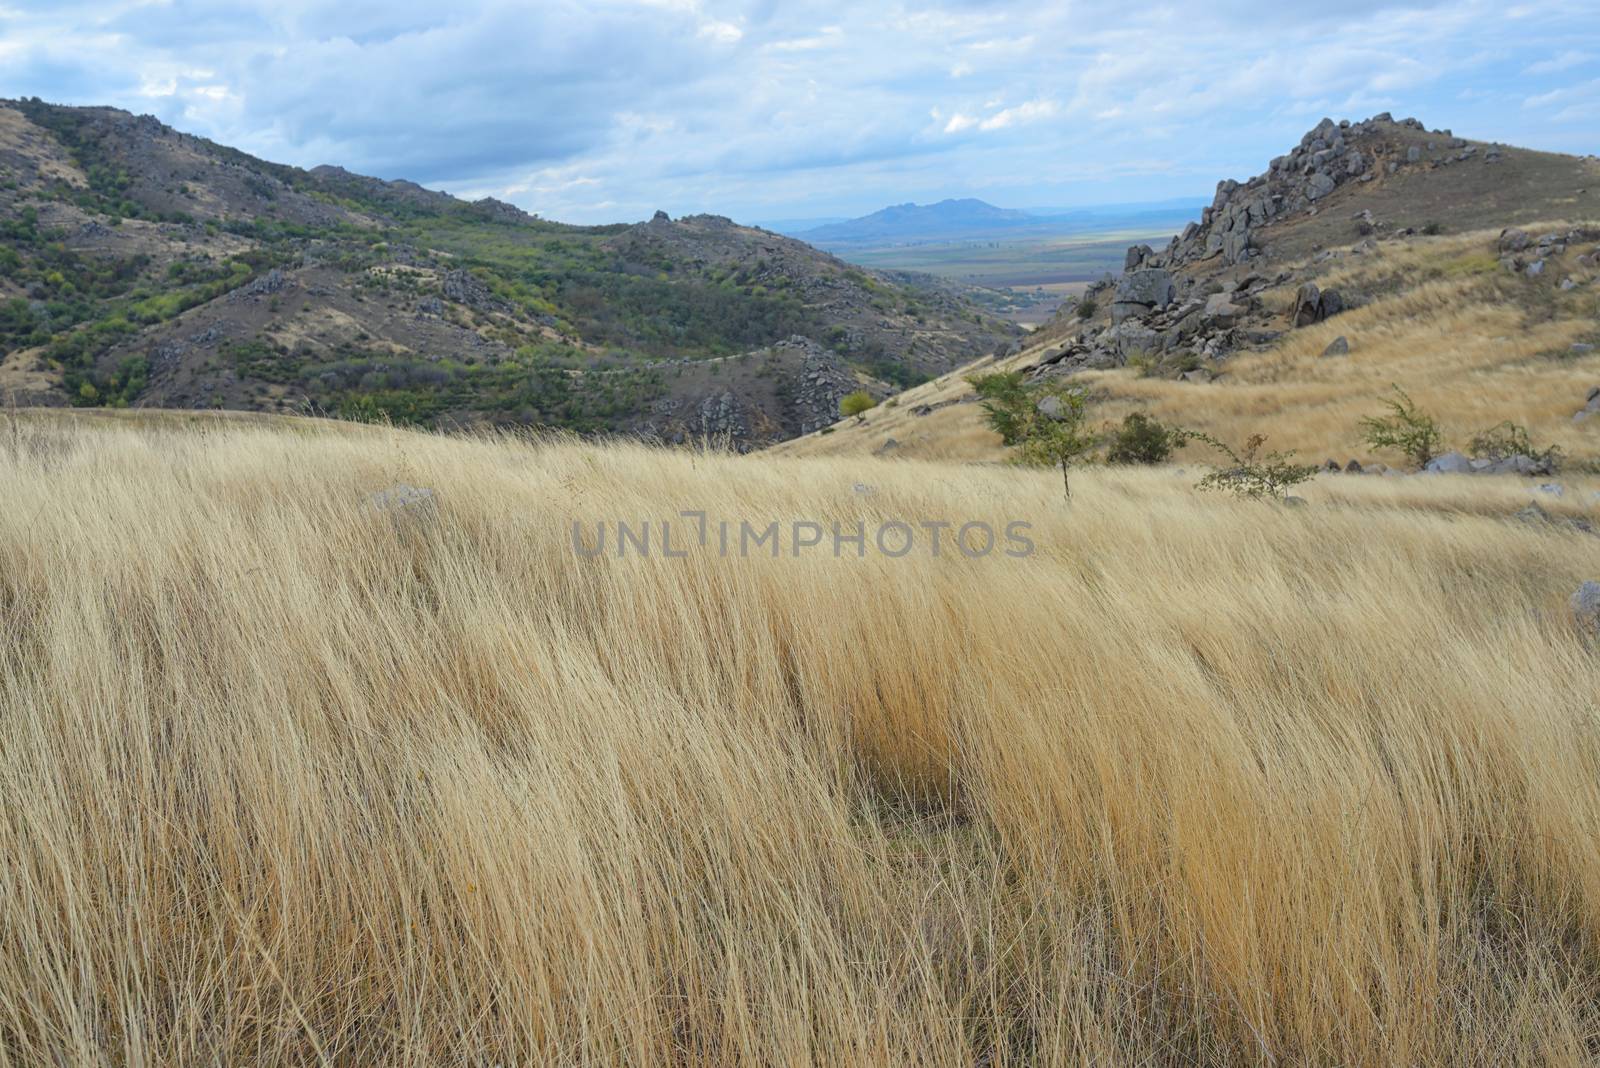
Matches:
[[822, 226, 1187, 289]]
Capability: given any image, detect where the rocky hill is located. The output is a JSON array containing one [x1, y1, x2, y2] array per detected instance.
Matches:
[[1020, 113, 1597, 380], [0, 99, 1017, 445], [777, 115, 1600, 470]]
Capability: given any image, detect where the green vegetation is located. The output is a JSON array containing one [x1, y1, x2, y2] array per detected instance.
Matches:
[[1469, 420, 1562, 470], [1361, 385, 1444, 468], [1105, 412, 1187, 465], [1191, 432, 1316, 501], [839, 390, 877, 419], [970, 371, 1097, 497]]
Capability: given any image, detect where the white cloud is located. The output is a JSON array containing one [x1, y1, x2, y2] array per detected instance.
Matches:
[[978, 98, 1057, 131], [0, 0, 1596, 223]]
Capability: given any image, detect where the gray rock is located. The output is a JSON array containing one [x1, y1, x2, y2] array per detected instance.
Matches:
[[1481, 454, 1547, 476], [1036, 395, 1065, 420], [1498, 228, 1530, 253], [1293, 283, 1323, 327], [1538, 483, 1565, 497], [369, 484, 438, 521], [1344, 459, 1363, 474], [1526, 259, 1545, 277], [1573, 582, 1600, 634], [1112, 269, 1176, 323], [1322, 335, 1349, 357], [1203, 292, 1245, 325], [1423, 450, 1473, 474], [1306, 172, 1337, 200], [1406, 146, 1421, 163]]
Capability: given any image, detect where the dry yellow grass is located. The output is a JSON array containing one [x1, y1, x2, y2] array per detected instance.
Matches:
[[778, 225, 1600, 468], [3, 411, 1600, 1065]]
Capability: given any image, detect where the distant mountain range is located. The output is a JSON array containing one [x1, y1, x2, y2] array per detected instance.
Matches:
[[761, 197, 1209, 248]]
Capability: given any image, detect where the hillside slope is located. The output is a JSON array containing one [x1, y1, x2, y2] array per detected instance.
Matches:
[[778, 115, 1600, 469], [0, 99, 1016, 444]]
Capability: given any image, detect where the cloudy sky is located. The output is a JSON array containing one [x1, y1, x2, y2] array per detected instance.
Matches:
[[2, 1, 1595, 225]]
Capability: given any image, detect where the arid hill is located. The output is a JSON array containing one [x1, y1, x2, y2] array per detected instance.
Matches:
[[0, 99, 1017, 445]]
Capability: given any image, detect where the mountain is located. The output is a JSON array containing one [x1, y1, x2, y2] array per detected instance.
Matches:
[[791, 196, 1209, 248], [0, 99, 1017, 446], [795, 198, 1035, 245], [777, 113, 1600, 467]]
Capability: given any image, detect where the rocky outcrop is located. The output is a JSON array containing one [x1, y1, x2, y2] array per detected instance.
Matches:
[[790, 337, 862, 434], [1124, 114, 1450, 272], [1111, 269, 1176, 324], [1292, 283, 1346, 327]]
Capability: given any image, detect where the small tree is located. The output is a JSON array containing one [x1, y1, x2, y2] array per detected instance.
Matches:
[[1190, 431, 1316, 501], [1361, 385, 1443, 468], [971, 371, 1097, 498], [1075, 296, 1098, 320], [839, 390, 876, 420], [1105, 412, 1188, 465]]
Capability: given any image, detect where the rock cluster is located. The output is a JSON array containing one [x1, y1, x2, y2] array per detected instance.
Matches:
[[1422, 450, 1560, 477], [1293, 283, 1345, 327], [228, 268, 291, 303], [790, 337, 862, 434], [1497, 227, 1598, 277], [441, 270, 508, 314]]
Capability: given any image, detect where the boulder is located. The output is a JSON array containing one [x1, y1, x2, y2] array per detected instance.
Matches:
[[1203, 292, 1245, 325], [1112, 269, 1176, 324], [1322, 336, 1350, 357], [1498, 228, 1531, 253], [1124, 244, 1154, 271], [1293, 283, 1323, 327], [1574, 582, 1600, 635], [1423, 451, 1473, 474], [1344, 459, 1363, 474], [1306, 172, 1337, 200], [1318, 289, 1346, 319], [369, 484, 438, 523]]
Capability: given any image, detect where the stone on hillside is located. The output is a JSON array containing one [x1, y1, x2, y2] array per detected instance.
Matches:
[[369, 484, 438, 522], [1322, 335, 1349, 357], [1560, 277, 1577, 291], [1498, 228, 1530, 253], [1124, 244, 1154, 271], [1538, 483, 1565, 497], [1036, 395, 1065, 420], [1406, 146, 1421, 163], [1292, 284, 1344, 327], [1203, 292, 1245, 325], [1112, 269, 1176, 323], [1306, 172, 1337, 200], [1481, 454, 1549, 476], [1423, 451, 1473, 474], [1293, 283, 1323, 327], [1525, 259, 1545, 277], [1345, 459, 1363, 473], [1574, 582, 1600, 635]]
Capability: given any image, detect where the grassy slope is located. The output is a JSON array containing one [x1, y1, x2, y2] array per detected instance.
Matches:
[[776, 224, 1600, 467], [2, 412, 1599, 1064]]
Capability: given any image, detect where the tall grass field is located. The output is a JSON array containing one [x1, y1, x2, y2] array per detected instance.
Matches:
[[2, 412, 1599, 1065]]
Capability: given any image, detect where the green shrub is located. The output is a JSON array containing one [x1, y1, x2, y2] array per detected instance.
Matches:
[[1075, 297, 1097, 320], [1469, 421, 1562, 469], [1360, 385, 1443, 468], [839, 390, 877, 419], [1105, 412, 1187, 465], [1191, 432, 1316, 501]]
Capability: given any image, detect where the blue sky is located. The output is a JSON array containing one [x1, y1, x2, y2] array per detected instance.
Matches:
[[1, 0, 1595, 224]]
